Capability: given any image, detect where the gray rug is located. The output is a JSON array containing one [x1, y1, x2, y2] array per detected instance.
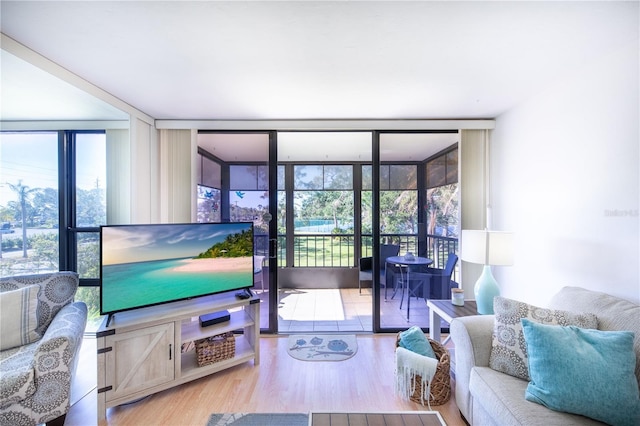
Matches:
[[207, 413, 308, 426]]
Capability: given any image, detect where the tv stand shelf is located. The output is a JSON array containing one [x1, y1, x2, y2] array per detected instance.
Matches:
[[96, 292, 260, 421]]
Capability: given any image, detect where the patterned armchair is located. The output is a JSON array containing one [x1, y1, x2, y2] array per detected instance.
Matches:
[[0, 272, 87, 426]]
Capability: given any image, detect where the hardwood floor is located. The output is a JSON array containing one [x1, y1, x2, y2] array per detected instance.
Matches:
[[67, 334, 466, 426]]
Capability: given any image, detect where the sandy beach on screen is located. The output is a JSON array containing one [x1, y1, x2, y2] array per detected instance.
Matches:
[[172, 256, 252, 273]]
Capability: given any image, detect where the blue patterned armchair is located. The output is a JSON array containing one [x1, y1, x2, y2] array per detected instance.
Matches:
[[0, 272, 87, 426]]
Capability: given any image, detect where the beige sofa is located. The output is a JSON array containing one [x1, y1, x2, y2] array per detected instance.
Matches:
[[0, 272, 87, 426], [451, 286, 640, 425]]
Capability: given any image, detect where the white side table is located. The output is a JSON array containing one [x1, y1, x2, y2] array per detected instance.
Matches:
[[427, 299, 478, 343]]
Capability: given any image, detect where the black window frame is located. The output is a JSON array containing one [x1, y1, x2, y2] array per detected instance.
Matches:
[[58, 130, 105, 288]]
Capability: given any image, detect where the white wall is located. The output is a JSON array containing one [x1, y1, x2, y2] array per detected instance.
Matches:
[[491, 39, 639, 305]]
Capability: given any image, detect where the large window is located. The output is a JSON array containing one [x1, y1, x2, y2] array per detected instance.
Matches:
[[292, 164, 354, 267], [1, 132, 59, 272], [0, 130, 106, 328], [425, 147, 459, 269], [196, 153, 222, 223], [361, 164, 419, 257]]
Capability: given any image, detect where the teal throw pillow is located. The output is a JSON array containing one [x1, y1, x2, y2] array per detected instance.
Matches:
[[398, 326, 436, 359], [521, 318, 640, 426]]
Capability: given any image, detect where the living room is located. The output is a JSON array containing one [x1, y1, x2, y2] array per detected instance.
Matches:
[[1, 1, 638, 425]]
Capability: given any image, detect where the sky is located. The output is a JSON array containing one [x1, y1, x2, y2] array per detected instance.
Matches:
[[0, 132, 106, 207]]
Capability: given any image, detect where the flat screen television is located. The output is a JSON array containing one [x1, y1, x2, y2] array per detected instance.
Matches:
[[100, 222, 254, 315]]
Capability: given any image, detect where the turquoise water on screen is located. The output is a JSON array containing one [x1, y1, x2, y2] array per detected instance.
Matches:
[[102, 258, 250, 313]]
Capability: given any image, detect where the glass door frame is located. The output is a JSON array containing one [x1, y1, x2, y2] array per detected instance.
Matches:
[[197, 130, 278, 333]]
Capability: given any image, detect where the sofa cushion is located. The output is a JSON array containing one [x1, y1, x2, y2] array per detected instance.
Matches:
[[522, 319, 640, 426], [0, 285, 40, 351], [489, 296, 597, 380], [549, 286, 640, 389], [0, 342, 38, 407], [469, 366, 605, 426], [0, 272, 79, 335]]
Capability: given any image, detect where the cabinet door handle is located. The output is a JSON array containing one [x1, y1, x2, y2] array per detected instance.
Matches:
[[169, 344, 172, 360]]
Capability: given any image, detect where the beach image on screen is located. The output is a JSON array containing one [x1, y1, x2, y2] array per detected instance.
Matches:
[[101, 222, 253, 314]]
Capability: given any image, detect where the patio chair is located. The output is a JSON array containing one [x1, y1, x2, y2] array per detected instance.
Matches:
[[358, 244, 400, 295], [253, 255, 266, 292], [407, 253, 459, 301]]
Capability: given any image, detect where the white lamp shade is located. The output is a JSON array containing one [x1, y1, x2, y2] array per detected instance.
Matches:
[[461, 230, 514, 266]]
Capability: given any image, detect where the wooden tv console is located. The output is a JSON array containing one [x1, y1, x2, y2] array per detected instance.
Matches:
[[96, 292, 260, 421]]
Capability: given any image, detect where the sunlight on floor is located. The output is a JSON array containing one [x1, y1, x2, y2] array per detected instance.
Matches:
[[278, 288, 372, 332]]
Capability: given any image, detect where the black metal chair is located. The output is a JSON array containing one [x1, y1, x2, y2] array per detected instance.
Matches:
[[358, 244, 400, 295], [407, 253, 459, 301]]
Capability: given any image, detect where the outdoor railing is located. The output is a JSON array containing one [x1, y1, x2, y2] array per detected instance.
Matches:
[[293, 234, 355, 267], [262, 232, 459, 282]]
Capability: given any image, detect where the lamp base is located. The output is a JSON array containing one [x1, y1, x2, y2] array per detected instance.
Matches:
[[474, 265, 500, 314]]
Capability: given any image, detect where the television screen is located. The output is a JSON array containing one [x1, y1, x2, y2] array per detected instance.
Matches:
[[100, 222, 254, 315]]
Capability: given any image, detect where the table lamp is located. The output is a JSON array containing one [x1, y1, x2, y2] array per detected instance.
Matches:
[[461, 229, 514, 314]]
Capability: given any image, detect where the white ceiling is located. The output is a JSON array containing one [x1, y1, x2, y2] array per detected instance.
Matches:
[[0, 1, 637, 162], [2, 1, 637, 122]]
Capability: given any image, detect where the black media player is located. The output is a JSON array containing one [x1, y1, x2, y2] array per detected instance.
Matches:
[[199, 310, 231, 327]]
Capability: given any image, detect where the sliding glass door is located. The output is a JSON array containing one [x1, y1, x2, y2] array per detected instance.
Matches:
[[195, 130, 459, 334], [197, 132, 277, 332], [374, 132, 459, 331]]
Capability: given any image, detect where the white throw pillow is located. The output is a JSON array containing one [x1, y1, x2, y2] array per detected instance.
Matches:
[[0, 285, 40, 350]]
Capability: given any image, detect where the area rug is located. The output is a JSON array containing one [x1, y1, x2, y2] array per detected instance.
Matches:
[[310, 411, 445, 426], [287, 334, 357, 361], [207, 413, 308, 426]]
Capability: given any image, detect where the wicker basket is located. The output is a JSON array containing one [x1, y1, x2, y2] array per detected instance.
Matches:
[[395, 333, 451, 406], [195, 331, 235, 367]]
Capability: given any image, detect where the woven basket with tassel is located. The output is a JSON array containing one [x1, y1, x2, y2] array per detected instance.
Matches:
[[395, 333, 451, 406]]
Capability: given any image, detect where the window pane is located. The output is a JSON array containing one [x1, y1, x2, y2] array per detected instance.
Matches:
[[380, 165, 390, 190], [277, 190, 286, 266], [197, 184, 221, 223], [380, 190, 418, 234], [389, 165, 417, 190], [201, 155, 222, 188], [427, 156, 446, 188], [446, 150, 458, 184], [277, 165, 285, 190], [75, 286, 101, 331], [361, 190, 372, 236], [293, 188, 354, 267], [0, 132, 59, 276], [230, 165, 258, 190], [230, 190, 269, 227], [362, 165, 393, 190], [257, 165, 268, 190], [76, 133, 106, 227], [77, 232, 100, 279], [324, 165, 352, 190], [362, 165, 372, 190], [294, 191, 354, 233], [294, 165, 323, 189], [426, 183, 459, 238]]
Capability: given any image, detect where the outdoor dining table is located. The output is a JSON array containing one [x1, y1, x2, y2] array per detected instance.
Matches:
[[386, 255, 433, 320]]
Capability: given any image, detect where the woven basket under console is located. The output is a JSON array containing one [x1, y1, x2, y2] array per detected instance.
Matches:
[[395, 333, 451, 406], [195, 331, 235, 367]]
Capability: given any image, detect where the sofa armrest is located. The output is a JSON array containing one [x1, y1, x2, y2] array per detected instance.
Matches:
[[1, 302, 87, 424], [35, 302, 87, 375], [28, 302, 87, 423], [450, 314, 495, 423]]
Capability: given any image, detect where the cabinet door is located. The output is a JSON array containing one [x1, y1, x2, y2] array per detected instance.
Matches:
[[105, 322, 175, 400]]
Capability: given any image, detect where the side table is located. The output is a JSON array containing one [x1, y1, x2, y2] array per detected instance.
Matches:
[[427, 299, 478, 344]]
